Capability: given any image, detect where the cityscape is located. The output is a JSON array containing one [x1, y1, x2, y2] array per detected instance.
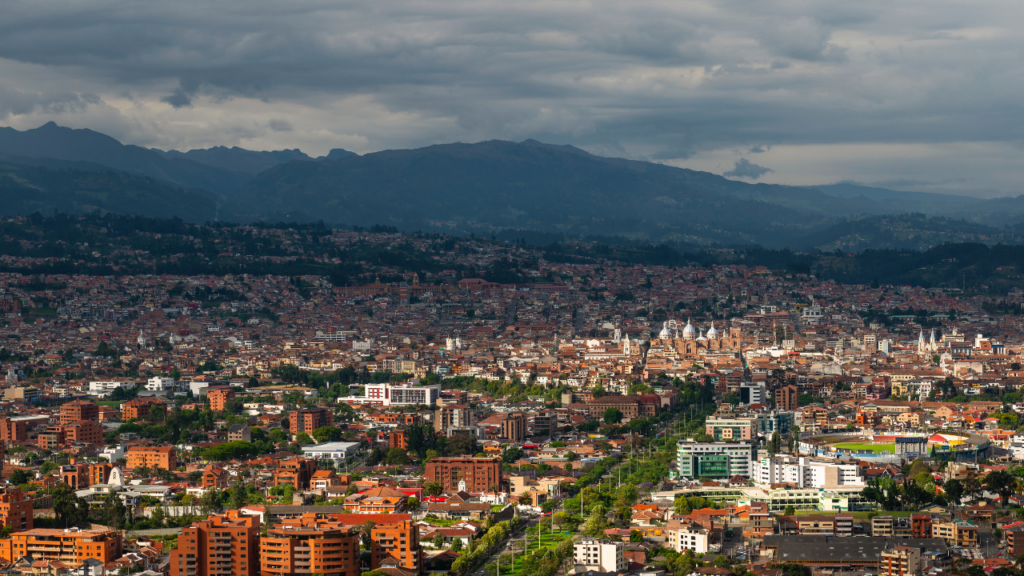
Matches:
[[5, 0, 1024, 576], [0, 213, 1013, 576]]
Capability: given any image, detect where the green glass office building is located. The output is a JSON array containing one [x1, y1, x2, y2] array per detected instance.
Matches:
[[677, 442, 756, 480]]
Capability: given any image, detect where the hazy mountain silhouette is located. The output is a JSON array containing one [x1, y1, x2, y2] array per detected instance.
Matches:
[[0, 159, 216, 221], [0, 123, 249, 195]]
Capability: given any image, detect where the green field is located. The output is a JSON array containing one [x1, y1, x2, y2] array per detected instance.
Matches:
[[831, 442, 895, 454], [487, 530, 572, 576]]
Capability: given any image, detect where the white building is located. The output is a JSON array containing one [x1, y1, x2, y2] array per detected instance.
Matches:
[[752, 456, 865, 488], [342, 382, 441, 407], [1010, 435, 1024, 460], [573, 540, 626, 573], [301, 441, 362, 464], [146, 377, 175, 391], [100, 445, 126, 463], [89, 380, 134, 396], [667, 522, 709, 554], [740, 382, 766, 405]]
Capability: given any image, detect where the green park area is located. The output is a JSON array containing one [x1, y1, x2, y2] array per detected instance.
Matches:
[[488, 529, 573, 576], [831, 442, 895, 454]]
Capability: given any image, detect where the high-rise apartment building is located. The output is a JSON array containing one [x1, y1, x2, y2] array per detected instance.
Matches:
[[261, 518, 361, 576], [290, 408, 334, 437], [0, 487, 32, 533], [424, 457, 501, 492], [60, 400, 99, 425], [274, 457, 317, 490], [207, 388, 235, 412], [170, 511, 260, 576], [0, 418, 27, 443], [434, 405, 476, 435], [776, 385, 799, 411]]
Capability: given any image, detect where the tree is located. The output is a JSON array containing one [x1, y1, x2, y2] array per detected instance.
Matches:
[[230, 477, 247, 510], [984, 469, 1017, 507], [52, 483, 90, 528], [407, 497, 420, 509], [201, 487, 223, 515], [151, 505, 166, 527], [603, 408, 623, 425], [616, 485, 639, 508], [425, 482, 443, 497], [784, 505, 796, 516], [674, 496, 692, 515], [518, 493, 533, 506], [296, 433, 315, 445], [451, 537, 463, 552], [102, 493, 127, 530], [385, 448, 411, 466], [768, 431, 781, 456], [9, 469, 28, 485], [313, 426, 343, 443], [433, 532, 445, 549], [629, 529, 643, 542], [360, 521, 377, 548], [944, 478, 964, 508]]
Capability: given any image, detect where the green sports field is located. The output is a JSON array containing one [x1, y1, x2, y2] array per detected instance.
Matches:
[[831, 442, 895, 454]]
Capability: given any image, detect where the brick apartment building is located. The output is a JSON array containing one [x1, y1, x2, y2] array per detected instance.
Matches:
[[265, 513, 422, 576], [90, 463, 112, 486], [122, 397, 167, 421], [127, 445, 177, 471], [0, 418, 27, 443], [0, 528, 121, 563], [64, 420, 104, 445], [170, 510, 260, 576], [500, 413, 527, 442], [0, 487, 32, 533], [584, 395, 659, 420], [776, 385, 799, 411], [275, 457, 317, 490], [261, 518, 361, 576], [203, 464, 230, 489], [60, 400, 99, 425], [290, 408, 333, 437], [424, 457, 502, 492], [390, 429, 409, 449], [207, 388, 235, 412]]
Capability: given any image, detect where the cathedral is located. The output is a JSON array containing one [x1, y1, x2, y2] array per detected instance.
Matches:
[[653, 319, 743, 358]]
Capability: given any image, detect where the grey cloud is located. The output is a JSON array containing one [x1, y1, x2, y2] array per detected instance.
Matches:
[[0, 0, 1022, 192], [724, 158, 773, 179], [161, 88, 193, 108], [268, 118, 293, 132]]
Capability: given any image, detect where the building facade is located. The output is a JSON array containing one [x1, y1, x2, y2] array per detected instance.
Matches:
[[127, 445, 177, 470], [424, 457, 502, 492], [170, 511, 260, 576], [0, 528, 121, 564], [60, 400, 99, 425], [676, 442, 756, 479], [290, 408, 334, 438], [573, 539, 626, 573]]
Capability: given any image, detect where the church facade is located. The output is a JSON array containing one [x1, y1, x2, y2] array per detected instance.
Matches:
[[652, 320, 743, 358]]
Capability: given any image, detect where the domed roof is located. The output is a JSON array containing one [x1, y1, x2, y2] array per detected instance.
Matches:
[[659, 322, 672, 339], [682, 320, 696, 338], [706, 321, 718, 339]]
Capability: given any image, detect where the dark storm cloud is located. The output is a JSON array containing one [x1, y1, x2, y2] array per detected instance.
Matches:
[[724, 158, 773, 180], [0, 0, 1023, 189]]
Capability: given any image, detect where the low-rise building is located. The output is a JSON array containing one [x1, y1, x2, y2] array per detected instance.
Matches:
[[573, 539, 626, 573]]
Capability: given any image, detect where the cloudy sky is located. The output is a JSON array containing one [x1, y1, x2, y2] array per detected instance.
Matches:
[[1, 0, 1022, 196]]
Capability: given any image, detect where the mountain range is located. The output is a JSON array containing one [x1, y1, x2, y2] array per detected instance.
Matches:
[[2, 122, 1024, 251]]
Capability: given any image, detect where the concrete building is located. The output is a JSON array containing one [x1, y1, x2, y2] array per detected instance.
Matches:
[[573, 539, 626, 573], [435, 405, 476, 436], [676, 442, 756, 479], [170, 511, 260, 576], [776, 385, 799, 411], [881, 546, 921, 576], [208, 388, 235, 412], [361, 382, 441, 407], [752, 456, 865, 488], [666, 521, 709, 553]]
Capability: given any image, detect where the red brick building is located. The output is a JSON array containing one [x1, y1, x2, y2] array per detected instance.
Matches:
[[60, 400, 99, 425], [121, 397, 167, 421], [170, 510, 260, 576], [289, 408, 333, 437], [424, 456, 502, 492], [64, 420, 104, 445], [0, 487, 32, 533], [127, 445, 177, 471], [207, 388, 235, 412], [274, 457, 317, 490]]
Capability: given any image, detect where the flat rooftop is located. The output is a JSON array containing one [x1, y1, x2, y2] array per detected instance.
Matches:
[[764, 535, 948, 564]]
